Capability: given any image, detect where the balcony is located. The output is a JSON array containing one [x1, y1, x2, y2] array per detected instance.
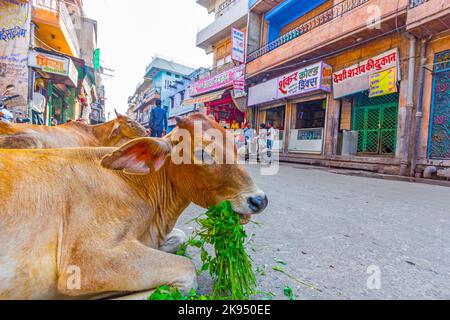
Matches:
[[196, 0, 248, 53], [246, 0, 410, 79], [135, 88, 161, 111], [139, 113, 150, 126], [406, 0, 450, 36], [209, 61, 236, 77], [32, 0, 81, 57]]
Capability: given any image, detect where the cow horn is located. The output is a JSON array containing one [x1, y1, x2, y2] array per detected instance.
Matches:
[[114, 109, 120, 117], [175, 116, 183, 124]]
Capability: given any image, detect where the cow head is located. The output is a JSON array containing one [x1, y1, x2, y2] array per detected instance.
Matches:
[[101, 113, 267, 224], [109, 110, 148, 141]]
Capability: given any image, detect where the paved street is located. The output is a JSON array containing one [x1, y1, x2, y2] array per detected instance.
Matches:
[[178, 164, 450, 300]]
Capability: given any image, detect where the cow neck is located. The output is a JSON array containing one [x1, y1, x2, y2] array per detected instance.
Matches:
[[121, 165, 190, 244], [88, 120, 117, 146]]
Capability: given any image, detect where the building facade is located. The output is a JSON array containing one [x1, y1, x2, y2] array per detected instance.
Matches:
[[190, 0, 249, 129], [245, 0, 450, 178], [0, 0, 105, 125], [166, 67, 209, 131], [129, 57, 195, 129]]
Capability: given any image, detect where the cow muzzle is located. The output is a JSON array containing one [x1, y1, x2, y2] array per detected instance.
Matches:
[[247, 195, 268, 214], [232, 191, 268, 225]]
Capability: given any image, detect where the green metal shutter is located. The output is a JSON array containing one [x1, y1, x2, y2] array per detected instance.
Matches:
[[352, 92, 399, 155]]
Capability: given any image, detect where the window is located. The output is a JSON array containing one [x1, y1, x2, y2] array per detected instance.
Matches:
[[170, 97, 175, 109], [180, 90, 185, 102], [294, 100, 326, 129], [166, 72, 172, 76], [165, 80, 173, 89]]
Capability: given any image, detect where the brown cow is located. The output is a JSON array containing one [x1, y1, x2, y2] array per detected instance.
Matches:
[[0, 114, 268, 300], [0, 111, 147, 149]]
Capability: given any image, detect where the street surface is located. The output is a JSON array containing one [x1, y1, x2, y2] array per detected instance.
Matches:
[[177, 164, 450, 300]]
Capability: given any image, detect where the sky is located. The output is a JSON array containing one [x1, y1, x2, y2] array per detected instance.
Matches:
[[83, 0, 214, 118]]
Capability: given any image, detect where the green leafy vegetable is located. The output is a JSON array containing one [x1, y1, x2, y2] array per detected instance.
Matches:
[[147, 286, 210, 300], [194, 201, 256, 300]]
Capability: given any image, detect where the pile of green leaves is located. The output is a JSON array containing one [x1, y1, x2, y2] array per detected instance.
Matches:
[[178, 201, 256, 300], [148, 286, 210, 301]]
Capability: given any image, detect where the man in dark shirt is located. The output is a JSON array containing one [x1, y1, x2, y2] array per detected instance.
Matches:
[[148, 99, 167, 138]]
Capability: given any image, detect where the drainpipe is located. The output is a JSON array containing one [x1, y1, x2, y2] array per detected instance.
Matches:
[[411, 37, 431, 177], [400, 33, 417, 176]]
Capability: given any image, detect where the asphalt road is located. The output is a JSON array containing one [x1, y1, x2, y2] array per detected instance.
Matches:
[[177, 163, 450, 300]]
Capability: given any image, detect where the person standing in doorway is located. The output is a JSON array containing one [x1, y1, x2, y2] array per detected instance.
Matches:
[[149, 99, 167, 138], [31, 81, 46, 125]]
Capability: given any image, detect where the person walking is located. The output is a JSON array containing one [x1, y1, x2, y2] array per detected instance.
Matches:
[[243, 122, 256, 161], [266, 121, 276, 162], [257, 123, 267, 163], [148, 99, 167, 138]]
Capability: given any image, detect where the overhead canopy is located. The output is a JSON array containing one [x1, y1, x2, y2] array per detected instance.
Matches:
[[182, 89, 227, 106]]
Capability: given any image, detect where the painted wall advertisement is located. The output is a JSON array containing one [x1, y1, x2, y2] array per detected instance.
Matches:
[[189, 65, 245, 97], [231, 28, 246, 64], [0, 0, 31, 113], [333, 48, 400, 99], [248, 61, 332, 106]]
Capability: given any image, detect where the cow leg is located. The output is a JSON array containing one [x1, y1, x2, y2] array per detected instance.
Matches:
[[57, 240, 197, 298], [159, 228, 187, 254]]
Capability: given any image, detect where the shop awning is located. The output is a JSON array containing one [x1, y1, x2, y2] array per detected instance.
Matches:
[[182, 89, 227, 106]]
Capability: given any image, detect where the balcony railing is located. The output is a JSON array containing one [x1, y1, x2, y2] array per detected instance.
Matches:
[[34, 0, 58, 12], [135, 88, 161, 111], [409, 0, 429, 8], [247, 0, 370, 63], [209, 61, 236, 77], [216, 0, 239, 17]]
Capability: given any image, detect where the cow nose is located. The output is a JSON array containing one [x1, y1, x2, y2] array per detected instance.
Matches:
[[247, 195, 268, 214]]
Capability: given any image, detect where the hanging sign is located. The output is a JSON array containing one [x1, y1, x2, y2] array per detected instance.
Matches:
[[231, 28, 246, 64], [93, 48, 100, 71], [369, 67, 398, 97]]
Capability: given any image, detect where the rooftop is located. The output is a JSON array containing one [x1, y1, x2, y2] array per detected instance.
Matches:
[[145, 57, 196, 79]]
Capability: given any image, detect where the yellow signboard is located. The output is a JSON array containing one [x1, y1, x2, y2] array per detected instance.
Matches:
[[369, 67, 398, 97]]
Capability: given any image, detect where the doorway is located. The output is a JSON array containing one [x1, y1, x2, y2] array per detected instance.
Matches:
[[352, 92, 399, 155]]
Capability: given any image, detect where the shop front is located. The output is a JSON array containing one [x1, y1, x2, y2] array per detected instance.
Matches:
[[188, 65, 246, 129], [333, 49, 401, 157], [248, 61, 332, 155], [28, 50, 79, 125], [255, 105, 285, 151]]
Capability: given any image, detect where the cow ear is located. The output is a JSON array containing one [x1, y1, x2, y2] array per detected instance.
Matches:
[[101, 138, 170, 175]]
